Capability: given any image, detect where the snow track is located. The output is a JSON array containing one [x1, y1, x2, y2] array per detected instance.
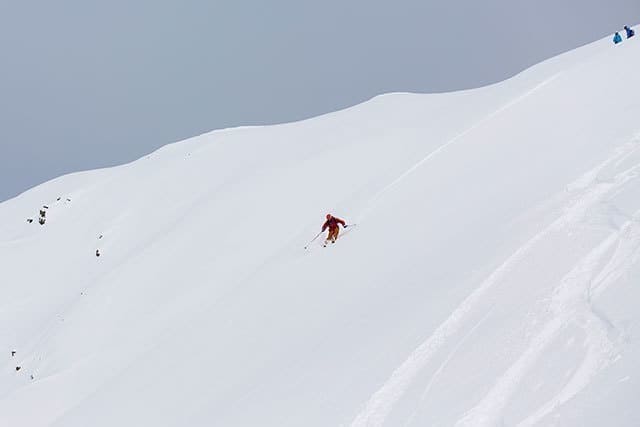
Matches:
[[356, 75, 560, 224], [352, 139, 640, 426]]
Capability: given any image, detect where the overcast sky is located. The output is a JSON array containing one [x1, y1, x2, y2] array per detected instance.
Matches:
[[1, 1, 639, 201]]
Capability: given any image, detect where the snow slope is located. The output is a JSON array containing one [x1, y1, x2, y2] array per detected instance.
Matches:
[[2, 34, 640, 426]]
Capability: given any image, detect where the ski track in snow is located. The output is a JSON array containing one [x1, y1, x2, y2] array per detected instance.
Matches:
[[351, 138, 640, 427], [356, 75, 560, 224], [404, 307, 497, 427], [514, 215, 640, 427], [456, 228, 623, 427]]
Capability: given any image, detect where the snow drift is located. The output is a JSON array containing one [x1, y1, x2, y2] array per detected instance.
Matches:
[[2, 33, 640, 426]]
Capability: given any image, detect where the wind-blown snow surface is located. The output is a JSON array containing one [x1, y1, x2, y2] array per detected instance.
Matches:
[[2, 34, 640, 426]]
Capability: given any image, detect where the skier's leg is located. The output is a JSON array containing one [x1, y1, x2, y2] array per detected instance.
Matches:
[[330, 228, 339, 243]]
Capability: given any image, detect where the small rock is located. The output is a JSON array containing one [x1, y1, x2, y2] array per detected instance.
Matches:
[[15, 366, 21, 372], [27, 218, 33, 223], [96, 249, 101, 257], [11, 351, 16, 357]]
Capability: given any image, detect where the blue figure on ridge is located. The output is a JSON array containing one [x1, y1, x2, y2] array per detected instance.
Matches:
[[613, 32, 623, 44], [624, 25, 635, 39]]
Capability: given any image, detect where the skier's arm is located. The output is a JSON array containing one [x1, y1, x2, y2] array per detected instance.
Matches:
[[337, 218, 346, 227], [321, 220, 329, 232]]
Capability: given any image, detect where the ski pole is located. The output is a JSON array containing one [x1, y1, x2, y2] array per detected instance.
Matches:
[[304, 231, 323, 249]]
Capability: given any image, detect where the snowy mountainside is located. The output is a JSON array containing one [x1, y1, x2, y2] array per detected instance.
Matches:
[[1, 34, 640, 426]]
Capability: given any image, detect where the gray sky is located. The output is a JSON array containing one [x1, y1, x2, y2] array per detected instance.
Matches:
[[1, 1, 639, 201]]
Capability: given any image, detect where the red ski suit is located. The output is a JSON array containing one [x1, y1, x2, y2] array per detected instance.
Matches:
[[322, 216, 346, 243]]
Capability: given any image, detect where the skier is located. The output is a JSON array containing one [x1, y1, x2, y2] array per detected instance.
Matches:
[[624, 25, 635, 38], [613, 32, 623, 44], [322, 214, 347, 246]]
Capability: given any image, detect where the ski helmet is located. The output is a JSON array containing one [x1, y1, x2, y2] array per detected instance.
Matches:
[[326, 214, 332, 219]]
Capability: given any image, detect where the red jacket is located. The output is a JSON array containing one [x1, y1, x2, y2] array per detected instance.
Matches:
[[322, 216, 346, 232]]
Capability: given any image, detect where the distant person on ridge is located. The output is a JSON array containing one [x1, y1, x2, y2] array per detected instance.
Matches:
[[613, 32, 623, 44], [624, 25, 635, 38], [322, 214, 347, 246]]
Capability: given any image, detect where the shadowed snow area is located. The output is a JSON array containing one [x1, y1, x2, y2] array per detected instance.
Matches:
[[2, 34, 640, 426]]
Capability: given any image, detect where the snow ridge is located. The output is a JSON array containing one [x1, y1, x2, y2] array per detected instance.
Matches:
[[3, 32, 640, 427]]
